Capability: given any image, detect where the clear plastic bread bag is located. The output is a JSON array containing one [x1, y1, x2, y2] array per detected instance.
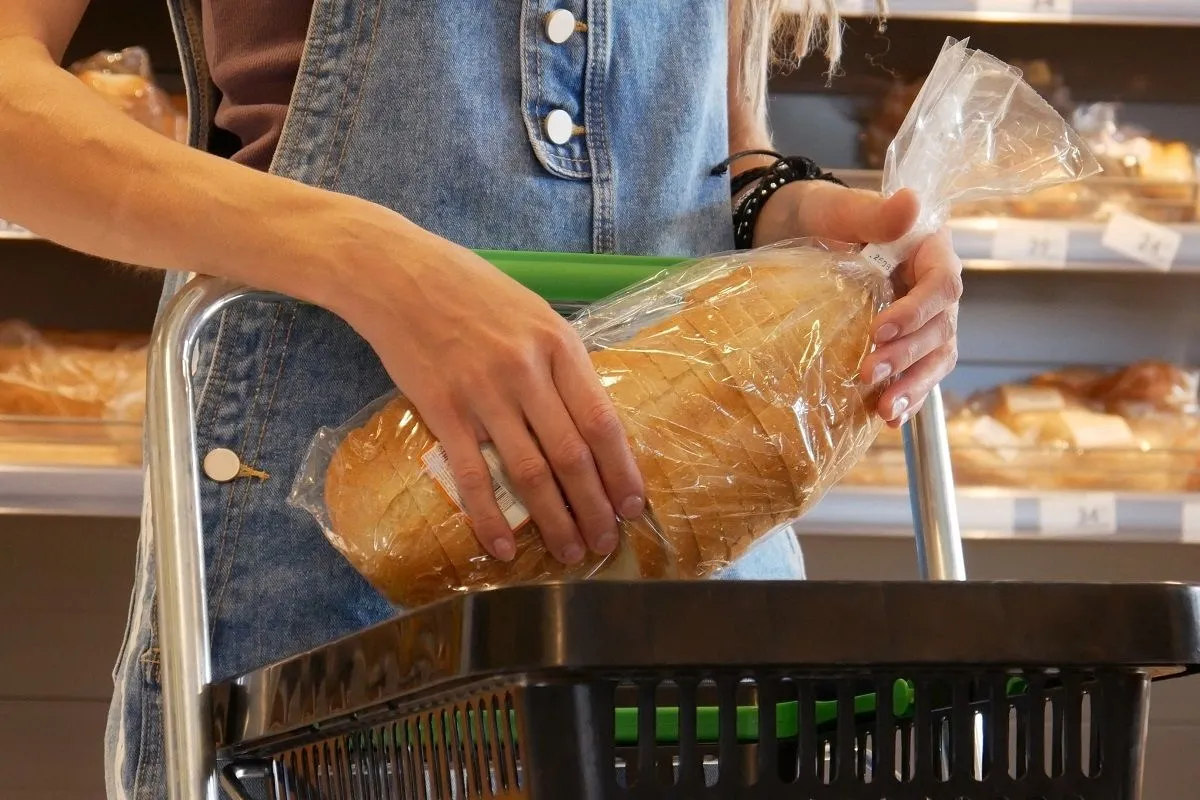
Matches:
[[0, 321, 148, 422], [290, 37, 1100, 609]]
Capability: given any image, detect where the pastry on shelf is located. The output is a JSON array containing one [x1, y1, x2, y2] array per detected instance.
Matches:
[[0, 321, 148, 467], [1090, 360, 1199, 416], [946, 410, 1032, 489], [842, 423, 906, 487], [0, 321, 148, 422], [69, 47, 184, 142]]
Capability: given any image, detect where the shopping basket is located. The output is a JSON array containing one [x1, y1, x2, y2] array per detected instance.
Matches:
[[145, 254, 1200, 800]]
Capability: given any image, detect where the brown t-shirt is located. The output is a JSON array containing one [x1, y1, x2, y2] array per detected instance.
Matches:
[[201, 1, 312, 170]]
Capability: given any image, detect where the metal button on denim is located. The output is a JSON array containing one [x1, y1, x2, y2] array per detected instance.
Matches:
[[544, 9, 577, 44], [543, 108, 575, 144], [202, 448, 241, 482]]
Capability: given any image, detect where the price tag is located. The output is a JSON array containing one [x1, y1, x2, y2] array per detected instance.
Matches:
[[975, 0, 1073, 17], [1038, 493, 1117, 536], [1101, 211, 1183, 271], [989, 223, 1070, 267], [956, 493, 1017, 535], [1183, 502, 1200, 543]]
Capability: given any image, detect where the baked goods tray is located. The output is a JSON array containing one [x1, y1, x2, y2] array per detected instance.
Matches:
[[846, 440, 1200, 493], [0, 414, 142, 467], [838, 169, 1199, 224]]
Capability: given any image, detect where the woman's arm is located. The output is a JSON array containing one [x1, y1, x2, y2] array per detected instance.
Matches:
[[724, 19, 962, 427], [0, 7, 387, 315], [0, 2, 645, 563]]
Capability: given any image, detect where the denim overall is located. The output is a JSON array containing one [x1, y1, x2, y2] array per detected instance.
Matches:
[[105, 1, 807, 797]]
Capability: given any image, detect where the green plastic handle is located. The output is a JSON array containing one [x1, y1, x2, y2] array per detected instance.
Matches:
[[474, 248, 687, 304]]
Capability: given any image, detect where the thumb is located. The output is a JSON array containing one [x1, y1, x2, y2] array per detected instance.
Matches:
[[799, 184, 920, 245]]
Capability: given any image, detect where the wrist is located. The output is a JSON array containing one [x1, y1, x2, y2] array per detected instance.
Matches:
[[274, 190, 433, 323]]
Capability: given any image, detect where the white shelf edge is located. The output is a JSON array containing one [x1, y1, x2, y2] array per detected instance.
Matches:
[[6, 220, 1200, 274], [807, 0, 1200, 27], [3, 462, 1196, 546], [0, 463, 143, 518]]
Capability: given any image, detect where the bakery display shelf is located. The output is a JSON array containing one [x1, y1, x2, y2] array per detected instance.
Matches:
[[0, 462, 142, 517], [798, 485, 1200, 543], [7, 462, 1196, 544], [950, 218, 1200, 272], [822, 0, 1200, 27], [0, 416, 143, 516], [8, 218, 1200, 273]]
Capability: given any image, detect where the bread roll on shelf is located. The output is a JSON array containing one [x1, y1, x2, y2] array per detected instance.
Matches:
[[0, 322, 147, 468], [298, 250, 891, 608]]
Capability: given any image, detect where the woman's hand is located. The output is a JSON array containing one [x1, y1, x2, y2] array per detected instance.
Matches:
[[755, 181, 963, 427], [334, 217, 645, 566]]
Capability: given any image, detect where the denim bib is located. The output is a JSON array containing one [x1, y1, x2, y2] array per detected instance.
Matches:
[[106, 3, 805, 797]]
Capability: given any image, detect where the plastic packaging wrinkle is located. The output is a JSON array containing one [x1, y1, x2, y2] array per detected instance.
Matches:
[[289, 37, 1100, 609], [861, 37, 1102, 271]]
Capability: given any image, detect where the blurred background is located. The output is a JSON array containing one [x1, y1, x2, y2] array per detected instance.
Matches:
[[1, 2, 1199, 798]]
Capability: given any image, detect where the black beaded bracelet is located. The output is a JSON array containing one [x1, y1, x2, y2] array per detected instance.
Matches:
[[712, 150, 846, 249]]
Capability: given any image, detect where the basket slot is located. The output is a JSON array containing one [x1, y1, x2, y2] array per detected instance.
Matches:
[[675, 677, 701, 792], [754, 677, 779, 788], [950, 678, 975, 783]]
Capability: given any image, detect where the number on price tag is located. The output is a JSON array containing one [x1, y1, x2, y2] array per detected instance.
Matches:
[[1183, 502, 1200, 543], [1038, 493, 1117, 536], [1101, 211, 1183, 271], [956, 493, 1017, 535], [990, 223, 1070, 267], [976, 0, 1072, 17]]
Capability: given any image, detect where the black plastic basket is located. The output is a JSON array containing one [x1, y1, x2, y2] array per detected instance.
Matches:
[[208, 581, 1200, 800]]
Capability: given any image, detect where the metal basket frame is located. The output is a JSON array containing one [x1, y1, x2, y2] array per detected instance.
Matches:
[[147, 276, 970, 800]]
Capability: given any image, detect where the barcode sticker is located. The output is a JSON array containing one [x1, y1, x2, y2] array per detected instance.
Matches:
[[1101, 211, 1183, 271], [422, 443, 531, 531], [989, 222, 1070, 267], [975, 0, 1072, 17]]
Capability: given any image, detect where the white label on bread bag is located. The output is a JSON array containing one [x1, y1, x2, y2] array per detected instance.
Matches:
[[989, 222, 1069, 267], [1101, 211, 1182, 271], [860, 243, 901, 273], [1001, 385, 1066, 414], [422, 443, 531, 531], [975, 0, 1072, 17], [1038, 492, 1117, 536]]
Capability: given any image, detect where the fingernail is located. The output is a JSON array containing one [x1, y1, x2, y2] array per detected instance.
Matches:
[[619, 495, 645, 519], [493, 537, 516, 562], [876, 323, 899, 343], [891, 395, 910, 419], [871, 362, 892, 384], [561, 543, 586, 564], [596, 532, 619, 554]]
